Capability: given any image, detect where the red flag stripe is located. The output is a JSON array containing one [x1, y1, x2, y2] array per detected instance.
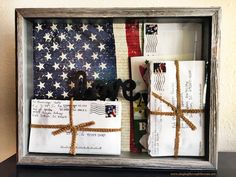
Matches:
[[125, 21, 142, 57], [125, 20, 142, 153]]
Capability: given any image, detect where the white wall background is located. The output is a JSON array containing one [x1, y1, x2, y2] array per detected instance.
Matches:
[[1, 0, 236, 162]]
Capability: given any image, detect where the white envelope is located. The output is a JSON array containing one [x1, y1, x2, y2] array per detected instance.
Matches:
[[148, 61, 205, 156], [143, 23, 202, 60], [29, 99, 121, 155]]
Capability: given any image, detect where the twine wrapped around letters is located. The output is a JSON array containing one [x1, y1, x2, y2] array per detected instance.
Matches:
[[150, 60, 204, 157], [31, 98, 121, 155]]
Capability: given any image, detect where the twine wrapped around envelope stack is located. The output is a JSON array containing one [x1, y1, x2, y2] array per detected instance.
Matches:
[[31, 98, 121, 155], [150, 60, 204, 157]]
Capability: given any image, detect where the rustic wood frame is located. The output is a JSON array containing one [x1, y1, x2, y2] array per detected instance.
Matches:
[[16, 8, 220, 170]]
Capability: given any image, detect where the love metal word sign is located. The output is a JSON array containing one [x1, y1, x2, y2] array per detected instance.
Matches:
[[71, 71, 145, 102]]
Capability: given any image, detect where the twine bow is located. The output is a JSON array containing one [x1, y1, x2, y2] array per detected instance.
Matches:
[[31, 98, 121, 155], [150, 60, 204, 157]]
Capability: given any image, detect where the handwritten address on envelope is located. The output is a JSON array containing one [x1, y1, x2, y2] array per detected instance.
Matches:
[[29, 100, 121, 155]]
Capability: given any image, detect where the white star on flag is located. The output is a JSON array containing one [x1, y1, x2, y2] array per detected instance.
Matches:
[[45, 53, 51, 61], [69, 81, 75, 89], [83, 62, 91, 70], [53, 82, 61, 89], [65, 24, 73, 31], [46, 91, 53, 98], [36, 43, 44, 51], [51, 43, 59, 51], [45, 72, 53, 80], [60, 53, 67, 60], [43, 33, 51, 42], [81, 24, 88, 32], [61, 91, 69, 98], [68, 62, 75, 70], [75, 52, 83, 60], [36, 63, 44, 70], [92, 72, 99, 79], [52, 63, 60, 70], [97, 25, 104, 32], [58, 33, 66, 41], [98, 43, 105, 51], [91, 53, 98, 60], [60, 72, 68, 80], [50, 23, 57, 31], [87, 81, 92, 88], [67, 42, 74, 50], [74, 34, 81, 41], [35, 23, 42, 32], [90, 33, 97, 41], [37, 81, 45, 89], [82, 43, 90, 51], [99, 62, 107, 70]]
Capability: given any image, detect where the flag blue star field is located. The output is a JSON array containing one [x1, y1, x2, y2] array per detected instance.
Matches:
[[33, 20, 117, 99]]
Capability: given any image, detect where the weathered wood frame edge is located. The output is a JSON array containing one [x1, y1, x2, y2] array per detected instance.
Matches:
[[16, 7, 220, 170]]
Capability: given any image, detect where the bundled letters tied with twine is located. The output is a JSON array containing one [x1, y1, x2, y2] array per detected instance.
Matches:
[[31, 98, 121, 155], [150, 60, 204, 157]]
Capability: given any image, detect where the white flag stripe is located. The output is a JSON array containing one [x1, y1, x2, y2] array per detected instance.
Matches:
[[113, 20, 131, 151]]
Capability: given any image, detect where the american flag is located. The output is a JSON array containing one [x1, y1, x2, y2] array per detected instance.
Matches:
[[32, 19, 143, 153], [33, 19, 117, 99]]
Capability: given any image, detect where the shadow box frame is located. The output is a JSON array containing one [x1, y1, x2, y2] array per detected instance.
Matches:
[[16, 7, 220, 171]]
